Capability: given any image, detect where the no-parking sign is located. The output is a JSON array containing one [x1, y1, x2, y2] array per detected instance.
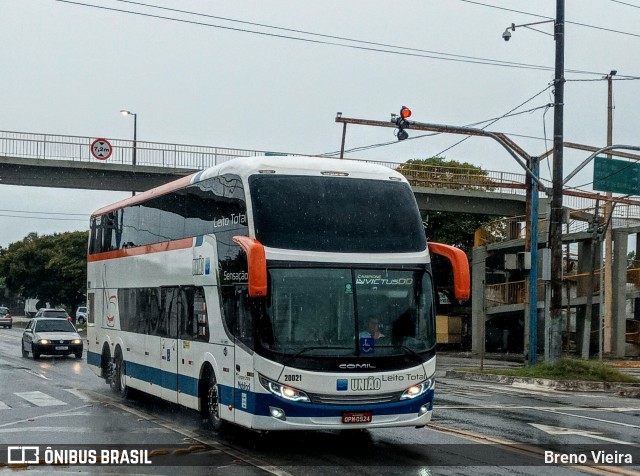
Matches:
[[90, 138, 113, 160]]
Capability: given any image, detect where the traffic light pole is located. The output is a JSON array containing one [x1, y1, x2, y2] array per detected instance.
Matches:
[[335, 113, 545, 365], [334, 115, 543, 188]]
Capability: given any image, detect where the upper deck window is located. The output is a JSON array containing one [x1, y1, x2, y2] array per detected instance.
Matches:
[[249, 175, 426, 253]]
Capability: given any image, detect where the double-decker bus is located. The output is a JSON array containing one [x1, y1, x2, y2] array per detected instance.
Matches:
[[86, 156, 469, 431]]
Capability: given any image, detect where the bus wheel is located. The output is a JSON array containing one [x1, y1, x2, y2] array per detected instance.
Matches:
[[205, 372, 224, 432], [110, 353, 128, 399]]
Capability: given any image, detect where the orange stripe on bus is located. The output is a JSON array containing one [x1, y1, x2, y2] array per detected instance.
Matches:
[[87, 238, 193, 262]]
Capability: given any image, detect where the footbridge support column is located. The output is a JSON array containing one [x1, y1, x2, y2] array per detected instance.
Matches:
[[471, 246, 488, 355], [612, 229, 628, 357]]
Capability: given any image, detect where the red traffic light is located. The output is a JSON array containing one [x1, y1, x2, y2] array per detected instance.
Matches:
[[400, 107, 412, 119]]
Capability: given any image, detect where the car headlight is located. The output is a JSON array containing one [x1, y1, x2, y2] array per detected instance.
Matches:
[[72, 339, 82, 344], [400, 378, 435, 400], [38, 339, 50, 345], [259, 375, 310, 403]]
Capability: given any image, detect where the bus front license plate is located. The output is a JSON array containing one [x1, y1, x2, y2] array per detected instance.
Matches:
[[342, 412, 372, 424]]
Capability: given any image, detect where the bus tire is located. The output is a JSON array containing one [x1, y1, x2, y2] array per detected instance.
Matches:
[[204, 371, 224, 432], [100, 344, 111, 380], [110, 352, 128, 399]]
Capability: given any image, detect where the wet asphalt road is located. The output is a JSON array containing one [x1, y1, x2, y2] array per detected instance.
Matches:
[[1, 325, 639, 475]]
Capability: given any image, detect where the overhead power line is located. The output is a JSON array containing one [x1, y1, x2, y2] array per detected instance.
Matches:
[[0, 208, 87, 216], [456, 0, 640, 40], [53, 0, 615, 76], [0, 213, 86, 222], [608, 0, 640, 10], [429, 84, 553, 157]]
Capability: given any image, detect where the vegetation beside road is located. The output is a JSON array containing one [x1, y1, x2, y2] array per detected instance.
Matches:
[[463, 358, 640, 384], [0, 231, 87, 314]]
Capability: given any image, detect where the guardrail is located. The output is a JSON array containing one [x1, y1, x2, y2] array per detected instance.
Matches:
[[0, 130, 530, 187], [485, 268, 640, 308], [475, 206, 640, 246], [0, 130, 279, 169], [3, 130, 640, 243]]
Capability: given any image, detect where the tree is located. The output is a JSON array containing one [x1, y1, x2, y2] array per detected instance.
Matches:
[[0, 231, 88, 312], [396, 157, 499, 253]]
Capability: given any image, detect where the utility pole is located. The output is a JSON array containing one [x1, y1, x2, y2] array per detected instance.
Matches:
[[582, 200, 600, 360], [548, 0, 565, 363], [604, 70, 616, 354]]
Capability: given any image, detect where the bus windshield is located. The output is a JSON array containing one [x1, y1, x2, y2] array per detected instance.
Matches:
[[257, 267, 435, 357], [249, 175, 426, 253]]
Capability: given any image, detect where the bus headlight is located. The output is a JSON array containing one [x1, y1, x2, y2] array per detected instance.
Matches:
[[259, 375, 310, 403], [400, 378, 434, 400]]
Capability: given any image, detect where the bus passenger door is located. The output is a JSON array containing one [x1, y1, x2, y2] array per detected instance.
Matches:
[[160, 287, 179, 403], [233, 285, 255, 427]]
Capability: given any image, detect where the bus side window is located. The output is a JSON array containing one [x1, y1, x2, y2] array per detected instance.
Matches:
[[178, 287, 209, 342], [158, 288, 179, 338], [193, 290, 209, 341]]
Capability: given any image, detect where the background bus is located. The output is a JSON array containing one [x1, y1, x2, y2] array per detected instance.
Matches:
[[86, 156, 469, 431]]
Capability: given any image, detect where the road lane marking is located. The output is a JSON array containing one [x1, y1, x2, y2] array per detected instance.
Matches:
[[0, 404, 93, 429], [535, 407, 640, 430], [86, 390, 294, 476], [437, 405, 640, 412], [23, 369, 51, 380], [530, 423, 636, 446], [64, 388, 93, 401], [437, 404, 640, 430], [14, 391, 67, 407], [427, 423, 638, 476], [0, 426, 172, 434], [0, 401, 9, 410]]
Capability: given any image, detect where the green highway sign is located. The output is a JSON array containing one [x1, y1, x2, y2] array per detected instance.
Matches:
[[593, 156, 640, 195]]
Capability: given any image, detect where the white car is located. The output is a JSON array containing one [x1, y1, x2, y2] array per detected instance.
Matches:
[[22, 317, 83, 360], [75, 306, 88, 324], [0, 307, 12, 329]]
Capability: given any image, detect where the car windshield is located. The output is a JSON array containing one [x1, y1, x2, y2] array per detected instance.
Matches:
[[43, 310, 68, 318], [0, 308, 8, 315], [35, 320, 75, 333]]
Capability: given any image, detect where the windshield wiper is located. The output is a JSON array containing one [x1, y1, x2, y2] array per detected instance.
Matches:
[[280, 346, 353, 368], [370, 344, 425, 362]]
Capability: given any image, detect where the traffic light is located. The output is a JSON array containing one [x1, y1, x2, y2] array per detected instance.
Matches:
[[395, 106, 411, 141]]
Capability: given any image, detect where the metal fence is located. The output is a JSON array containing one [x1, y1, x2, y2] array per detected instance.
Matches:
[[485, 268, 640, 308], [0, 130, 284, 169], [3, 130, 639, 238]]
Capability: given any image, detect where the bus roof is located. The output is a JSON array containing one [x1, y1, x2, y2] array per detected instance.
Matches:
[[91, 156, 406, 218]]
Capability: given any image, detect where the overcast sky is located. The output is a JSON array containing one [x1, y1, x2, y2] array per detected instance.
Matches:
[[1, 0, 639, 248]]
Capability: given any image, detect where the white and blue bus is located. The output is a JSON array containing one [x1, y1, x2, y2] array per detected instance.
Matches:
[[86, 156, 469, 431]]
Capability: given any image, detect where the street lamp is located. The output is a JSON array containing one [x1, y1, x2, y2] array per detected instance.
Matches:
[[603, 69, 616, 355], [120, 109, 137, 166]]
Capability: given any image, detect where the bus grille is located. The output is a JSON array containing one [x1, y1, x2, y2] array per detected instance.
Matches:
[[308, 391, 401, 405]]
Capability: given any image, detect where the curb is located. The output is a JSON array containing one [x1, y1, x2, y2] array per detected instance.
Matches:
[[445, 370, 640, 397]]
